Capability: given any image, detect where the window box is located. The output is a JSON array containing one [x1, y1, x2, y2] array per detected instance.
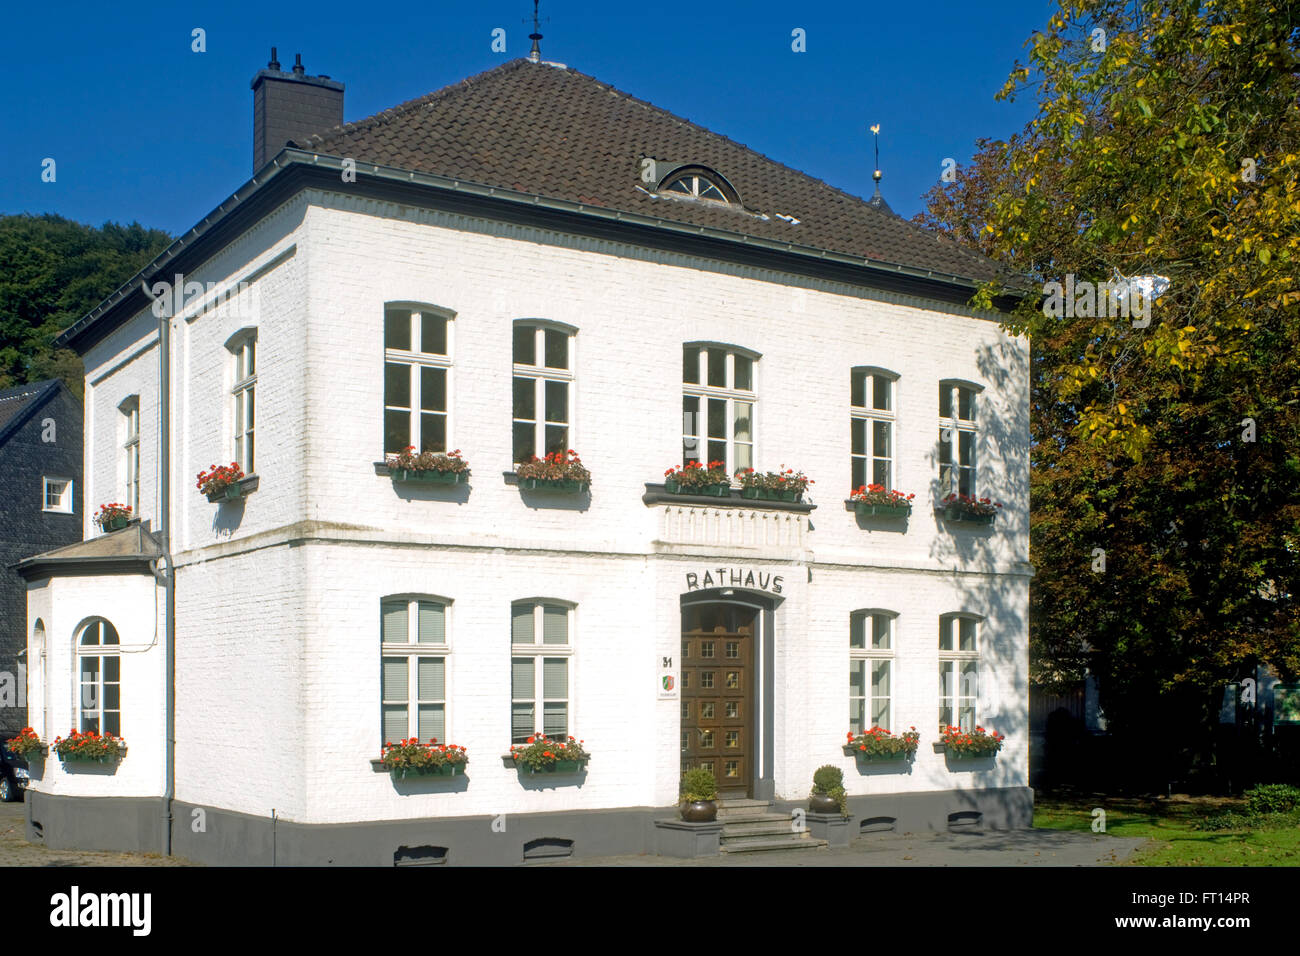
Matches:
[[393, 468, 468, 485], [505, 734, 590, 774], [665, 478, 729, 496], [53, 731, 126, 765], [521, 477, 589, 493], [5, 729, 45, 759], [513, 758, 588, 775], [378, 739, 467, 778], [663, 461, 729, 497], [515, 450, 591, 493], [855, 502, 912, 518], [93, 504, 133, 533], [845, 746, 909, 761], [943, 505, 995, 525], [941, 494, 1001, 525], [844, 728, 919, 762], [198, 464, 253, 502], [385, 448, 470, 486], [734, 467, 813, 503], [938, 726, 1004, 759], [391, 762, 462, 778]]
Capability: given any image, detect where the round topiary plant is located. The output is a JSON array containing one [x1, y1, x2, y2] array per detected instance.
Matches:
[[681, 767, 718, 803], [810, 764, 849, 817]]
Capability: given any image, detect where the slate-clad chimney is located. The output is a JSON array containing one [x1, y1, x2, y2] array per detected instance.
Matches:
[[251, 48, 344, 172]]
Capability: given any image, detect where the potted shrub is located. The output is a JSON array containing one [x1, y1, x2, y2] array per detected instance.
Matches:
[[679, 767, 718, 822], [850, 484, 915, 517], [197, 463, 246, 501], [92, 503, 132, 532], [809, 764, 848, 816], [516, 450, 591, 492], [53, 730, 126, 763], [664, 460, 730, 496], [386, 446, 470, 484], [379, 737, 468, 777], [941, 493, 1002, 525], [939, 725, 1004, 758], [505, 733, 590, 773], [5, 727, 44, 758], [844, 726, 920, 761]]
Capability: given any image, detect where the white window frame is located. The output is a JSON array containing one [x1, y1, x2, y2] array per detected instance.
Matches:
[[77, 619, 121, 736], [682, 343, 758, 476], [380, 596, 452, 746], [512, 322, 576, 466], [383, 304, 455, 457], [851, 367, 898, 492], [510, 599, 575, 743], [938, 613, 980, 733], [938, 381, 982, 498], [116, 396, 141, 515], [227, 334, 256, 474], [42, 477, 73, 514], [850, 609, 896, 734]]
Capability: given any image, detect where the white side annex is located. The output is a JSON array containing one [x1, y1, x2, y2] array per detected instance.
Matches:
[[22, 56, 1032, 865]]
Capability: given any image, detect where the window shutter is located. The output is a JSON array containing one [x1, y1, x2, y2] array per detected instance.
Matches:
[[849, 613, 866, 649], [382, 602, 408, 645], [417, 705, 445, 743], [382, 657, 408, 700], [542, 606, 568, 645], [418, 602, 445, 644], [543, 658, 568, 699], [512, 657, 535, 700], [418, 657, 445, 701], [383, 706, 408, 745], [512, 605, 535, 644]]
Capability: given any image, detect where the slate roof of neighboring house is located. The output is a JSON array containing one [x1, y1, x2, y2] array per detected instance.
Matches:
[[296, 58, 1019, 288], [0, 379, 60, 446]]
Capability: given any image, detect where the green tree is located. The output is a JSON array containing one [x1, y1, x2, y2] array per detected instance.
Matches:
[[915, 0, 1300, 757], [0, 213, 172, 397]]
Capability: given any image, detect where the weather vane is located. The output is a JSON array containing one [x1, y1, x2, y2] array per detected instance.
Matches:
[[526, 0, 549, 63], [869, 124, 882, 184]]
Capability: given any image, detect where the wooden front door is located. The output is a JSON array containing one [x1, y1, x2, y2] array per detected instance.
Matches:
[[680, 604, 756, 797]]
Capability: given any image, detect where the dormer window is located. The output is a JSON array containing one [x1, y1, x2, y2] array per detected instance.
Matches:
[[647, 162, 740, 205], [664, 172, 729, 203]]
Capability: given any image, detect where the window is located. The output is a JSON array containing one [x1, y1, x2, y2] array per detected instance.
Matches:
[[850, 610, 895, 734], [381, 597, 450, 745], [384, 304, 454, 456], [120, 397, 141, 514], [78, 619, 120, 736], [682, 344, 757, 474], [511, 600, 574, 742], [939, 381, 980, 497], [228, 335, 256, 473], [851, 368, 897, 490], [657, 165, 738, 205], [512, 323, 575, 465], [939, 614, 980, 733], [42, 477, 72, 514]]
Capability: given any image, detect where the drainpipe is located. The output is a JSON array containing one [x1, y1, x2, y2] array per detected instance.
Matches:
[[145, 280, 177, 857]]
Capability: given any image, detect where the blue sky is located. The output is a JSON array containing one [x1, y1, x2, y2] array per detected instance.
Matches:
[[0, 0, 1056, 236]]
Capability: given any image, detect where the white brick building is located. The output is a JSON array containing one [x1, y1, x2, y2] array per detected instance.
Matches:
[[19, 53, 1033, 864]]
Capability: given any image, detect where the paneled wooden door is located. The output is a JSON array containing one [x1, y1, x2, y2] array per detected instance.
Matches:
[[680, 604, 757, 798]]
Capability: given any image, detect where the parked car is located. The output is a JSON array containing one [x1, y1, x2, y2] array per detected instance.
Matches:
[[0, 743, 30, 801]]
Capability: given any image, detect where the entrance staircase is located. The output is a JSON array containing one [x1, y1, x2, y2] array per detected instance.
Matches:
[[717, 798, 828, 854]]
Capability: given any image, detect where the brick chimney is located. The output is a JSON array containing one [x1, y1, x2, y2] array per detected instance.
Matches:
[[251, 48, 344, 172]]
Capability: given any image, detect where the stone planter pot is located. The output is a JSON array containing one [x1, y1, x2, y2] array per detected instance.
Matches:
[[854, 502, 911, 518], [521, 478, 588, 493], [680, 799, 717, 822], [393, 469, 468, 485], [944, 505, 995, 525], [809, 793, 840, 814]]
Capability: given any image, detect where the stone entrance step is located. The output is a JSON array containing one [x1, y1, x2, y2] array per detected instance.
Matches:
[[717, 801, 828, 853]]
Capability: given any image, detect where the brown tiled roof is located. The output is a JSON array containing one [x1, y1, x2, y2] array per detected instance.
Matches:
[[298, 59, 1016, 288]]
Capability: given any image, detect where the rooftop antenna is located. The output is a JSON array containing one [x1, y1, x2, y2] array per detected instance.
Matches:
[[868, 123, 891, 212], [526, 0, 547, 63]]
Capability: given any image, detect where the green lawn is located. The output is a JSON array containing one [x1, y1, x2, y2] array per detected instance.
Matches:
[[1033, 792, 1300, 866]]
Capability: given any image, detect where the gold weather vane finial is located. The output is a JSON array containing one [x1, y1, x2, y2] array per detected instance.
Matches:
[[869, 124, 882, 183], [527, 0, 546, 63]]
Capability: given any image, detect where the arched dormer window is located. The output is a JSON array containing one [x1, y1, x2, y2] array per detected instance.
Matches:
[[77, 619, 121, 736], [658, 166, 739, 205]]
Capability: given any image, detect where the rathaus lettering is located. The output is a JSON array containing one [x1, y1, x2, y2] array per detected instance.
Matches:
[[684, 568, 783, 593]]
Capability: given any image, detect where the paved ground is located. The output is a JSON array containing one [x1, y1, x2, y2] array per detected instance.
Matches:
[[0, 798, 194, 866], [548, 827, 1147, 866], [0, 796, 1143, 867]]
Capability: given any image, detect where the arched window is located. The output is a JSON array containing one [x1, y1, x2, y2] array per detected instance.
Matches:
[[510, 599, 574, 742], [119, 396, 141, 514], [225, 331, 257, 473], [938, 613, 981, 733], [31, 620, 45, 737], [851, 368, 899, 492], [850, 610, 897, 733], [512, 321, 576, 465], [682, 343, 758, 474], [658, 166, 738, 205], [384, 304, 455, 456], [938, 380, 983, 497], [78, 619, 121, 736], [380, 596, 451, 746]]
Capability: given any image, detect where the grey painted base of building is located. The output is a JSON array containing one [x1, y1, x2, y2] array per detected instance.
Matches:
[[26, 786, 1033, 865], [653, 818, 723, 857]]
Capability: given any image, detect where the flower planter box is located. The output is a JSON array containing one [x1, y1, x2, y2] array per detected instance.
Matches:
[[665, 478, 729, 496], [392, 469, 468, 485], [854, 502, 912, 518], [102, 516, 129, 532], [388, 763, 463, 778], [521, 478, 588, 493], [57, 749, 125, 764], [204, 484, 245, 503], [508, 757, 589, 774], [844, 746, 910, 761], [943, 505, 996, 525]]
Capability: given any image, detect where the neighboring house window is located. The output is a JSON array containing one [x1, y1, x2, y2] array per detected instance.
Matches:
[[228, 334, 256, 473], [42, 477, 72, 513], [384, 304, 454, 456], [511, 600, 574, 742], [381, 597, 449, 745], [120, 396, 140, 514], [850, 610, 895, 733], [851, 368, 897, 491], [682, 344, 757, 473], [938, 381, 980, 497], [78, 619, 121, 736], [939, 614, 980, 733], [512, 322, 575, 465]]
